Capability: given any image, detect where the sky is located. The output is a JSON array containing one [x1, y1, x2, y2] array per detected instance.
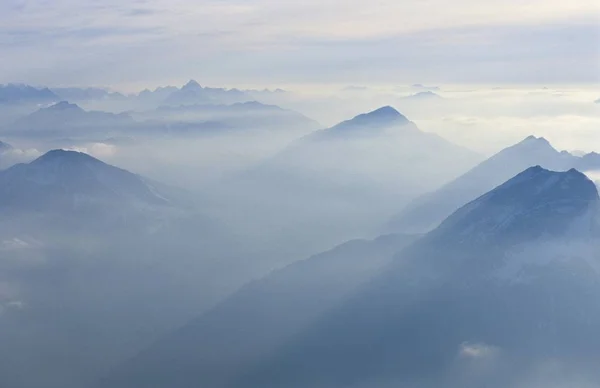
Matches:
[[0, 0, 599, 90]]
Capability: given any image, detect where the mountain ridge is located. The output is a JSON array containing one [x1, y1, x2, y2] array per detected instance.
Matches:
[[388, 135, 600, 233]]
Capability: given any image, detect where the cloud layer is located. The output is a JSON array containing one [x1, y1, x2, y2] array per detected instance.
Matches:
[[1, 0, 598, 88]]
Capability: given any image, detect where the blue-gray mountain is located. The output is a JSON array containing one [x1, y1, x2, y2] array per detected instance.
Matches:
[[0, 84, 59, 105], [248, 106, 482, 197], [96, 233, 417, 388], [0, 149, 169, 214], [163, 80, 251, 106], [6, 101, 134, 139], [98, 166, 600, 388], [136, 101, 321, 133], [388, 135, 600, 233], [230, 166, 600, 388], [0, 150, 247, 388]]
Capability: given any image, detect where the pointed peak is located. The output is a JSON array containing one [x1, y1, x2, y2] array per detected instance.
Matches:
[[47, 101, 83, 112], [434, 166, 599, 244], [492, 166, 596, 201], [349, 106, 409, 124], [366, 106, 401, 117], [183, 80, 202, 90], [521, 135, 548, 143], [326, 106, 411, 134], [512, 135, 555, 151]]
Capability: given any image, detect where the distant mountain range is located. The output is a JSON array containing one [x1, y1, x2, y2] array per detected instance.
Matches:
[[163, 80, 250, 106], [6, 101, 133, 138], [99, 166, 600, 388], [388, 135, 600, 233], [0, 84, 59, 105], [402, 91, 443, 100], [0, 81, 288, 112], [3, 98, 318, 141], [52, 87, 127, 102], [138, 101, 321, 133]]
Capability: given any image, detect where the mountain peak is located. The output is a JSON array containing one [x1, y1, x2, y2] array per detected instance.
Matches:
[[433, 166, 599, 244], [329, 106, 410, 132], [502, 135, 559, 157], [520, 135, 551, 146], [32, 149, 100, 165], [0, 149, 170, 211], [47, 101, 84, 112], [366, 105, 402, 118], [183, 80, 202, 90]]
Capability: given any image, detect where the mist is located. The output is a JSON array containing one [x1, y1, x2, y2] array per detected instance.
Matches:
[[0, 1, 599, 386]]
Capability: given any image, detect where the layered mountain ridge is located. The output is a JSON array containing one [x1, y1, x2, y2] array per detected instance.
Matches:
[[389, 135, 600, 233]]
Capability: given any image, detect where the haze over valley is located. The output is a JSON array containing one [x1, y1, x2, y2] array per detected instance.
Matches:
[[0, 1, 599, 387]]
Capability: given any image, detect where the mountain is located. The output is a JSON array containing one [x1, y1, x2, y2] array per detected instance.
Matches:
[[0, 83, 59, 105], [576, 151, 600, 171], [163, 80, 252, 106], [6, 101, 134, 138], [229, 167, 600, 388], [230, 106, 481, 248], [388, 135, 599, 233], [320, 105, 411, 135], [140, 101, 321, 133], [97, 233, 417, 388], [402, 91, 443, 100], [0, 149, 246, 388], [251, 106, 481, 197], [51, 87, 126, 102], [0, 149, 170, 215]]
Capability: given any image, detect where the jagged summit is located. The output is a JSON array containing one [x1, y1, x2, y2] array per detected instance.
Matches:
[[182, 80, 202, 90], [517, 135, 553, 148], [432, 166, 598, 244]]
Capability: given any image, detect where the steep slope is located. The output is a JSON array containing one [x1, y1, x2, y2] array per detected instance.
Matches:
[[388, 136, 597, 233], [233, 167, 600, 388], [97, 233, 417, 388]]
